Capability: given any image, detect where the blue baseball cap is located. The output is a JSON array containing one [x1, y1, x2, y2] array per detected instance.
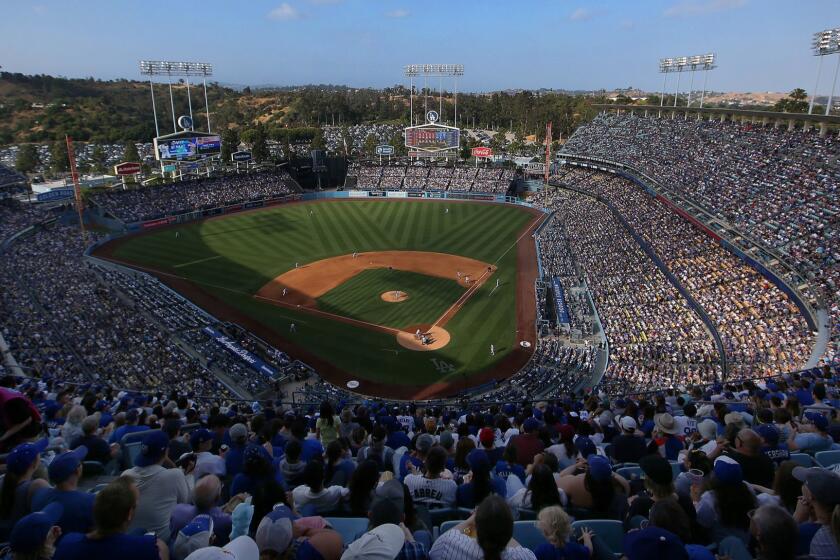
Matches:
[[713, 456, 743, 485], [48, 446, 87, 483], [755, 424, 780, 446], [135, 431, 170, 467], [587, 455, 612, 482], [576, 436, 597, 458], [7, 438, 49, 475], [190, 428, 214, 450], [523, 418, 539, 432], [467, 449, 491, 474], [623, 527, 688, 560], [174, 514, 214, 560], [10, 502, 63, 554], [243, 443, 272, 468], [804, 411, 829, 431]]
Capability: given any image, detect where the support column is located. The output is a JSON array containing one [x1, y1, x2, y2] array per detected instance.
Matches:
[[788, 119, 795, 131], [819, 122, 828, 137]]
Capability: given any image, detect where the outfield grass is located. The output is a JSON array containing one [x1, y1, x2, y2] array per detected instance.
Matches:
[[109, 200, 535, 389], [317, 269, 465, 329]]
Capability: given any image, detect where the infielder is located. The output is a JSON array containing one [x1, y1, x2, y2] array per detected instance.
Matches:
[[282, 288, 287, 297], [490, 344, 495, 356]]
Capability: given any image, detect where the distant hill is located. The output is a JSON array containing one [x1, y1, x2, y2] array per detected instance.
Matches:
[[0, 72, 599, 147]]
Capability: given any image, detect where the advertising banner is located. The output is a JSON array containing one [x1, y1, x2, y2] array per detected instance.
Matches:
[[386, 191, 408, 198], [203, 326, 277, 378], [114, 162, 142, 176], [471, 146, 493, 158], [348, 190, 369, 198]]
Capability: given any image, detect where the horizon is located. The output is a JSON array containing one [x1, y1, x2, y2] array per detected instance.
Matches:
[[1, 1, 837, 95]]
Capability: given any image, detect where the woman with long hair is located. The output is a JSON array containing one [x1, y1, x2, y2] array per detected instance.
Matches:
[[456, 449, 506, 509], [557, 455, 629, 520], [429, 495, 533, 560], [323, 439, 355, 487], [696, 456, 757, 544], [508, 464, 564, 514], [453, 437, 475, 483], [347, 460, 379, 517], [315, 401, 341, 446]]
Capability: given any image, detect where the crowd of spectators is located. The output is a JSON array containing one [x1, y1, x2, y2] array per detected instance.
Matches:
[[549, 168, 815, 383], [0, 364, 838, 559], [561, 113, 838, 364], [91, 171, 297, 223], [346, 163, 514, 193], [0, 143, 156, 176], [533, 185, 722, 394]]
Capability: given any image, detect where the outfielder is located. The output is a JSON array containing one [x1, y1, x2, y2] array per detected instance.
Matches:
[[175, 231, 180, 239], [490, 344, 495, 356], [290, 323, 296, 333]]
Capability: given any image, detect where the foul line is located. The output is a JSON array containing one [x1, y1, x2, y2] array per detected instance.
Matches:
[[174, 255, 223, 268], [493, 212, 548, 266]]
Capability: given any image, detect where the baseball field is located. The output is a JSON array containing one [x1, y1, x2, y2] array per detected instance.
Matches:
[[96, 199, 543, 399]]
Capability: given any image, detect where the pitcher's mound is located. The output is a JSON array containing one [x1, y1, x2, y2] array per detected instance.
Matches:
[[397, 324, 451, 351], [381, 291, 409, 303]]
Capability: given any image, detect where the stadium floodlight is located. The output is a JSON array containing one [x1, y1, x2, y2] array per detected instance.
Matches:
[[139, 60, 215, 135], [403, 64, 464, 133], [658, 53, 717, 111], [810, 28, 840, 115]]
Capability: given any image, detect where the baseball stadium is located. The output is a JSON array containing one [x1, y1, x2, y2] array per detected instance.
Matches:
[[0, 4, 839, 559]]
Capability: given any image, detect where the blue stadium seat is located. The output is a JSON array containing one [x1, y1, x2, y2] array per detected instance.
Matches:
[[513, 521, 547, 551], [616, 466, 643, 480], [789, 453, 814, 467], [123, 442, 142, 469], [670, 461, 682, 478], [815, 450, 840, 469], [435, 520, 461, 541], [572, 519, 624, 556], [324, 517, 368, 545]]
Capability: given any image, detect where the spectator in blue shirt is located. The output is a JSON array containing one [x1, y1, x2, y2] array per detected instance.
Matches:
[[224, 423, 249, 479], [53, 477, 167, 560], [493, 444, 526, 485], [534, 505, 592, 560], [108, 410, 149, 445], [788, 412, 834, 455], [456, 449, 506, 509], [31, 447, 95, 536], [8, 502, 64, 560]]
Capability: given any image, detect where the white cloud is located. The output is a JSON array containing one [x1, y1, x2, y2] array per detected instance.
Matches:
[[664, 0, 746, 18], [386, 9, 410, 18], [267, 3, 301, 21], [569, 8, 592, 21]]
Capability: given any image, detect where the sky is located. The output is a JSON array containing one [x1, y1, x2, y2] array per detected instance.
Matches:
[[1, 0, 837, 93]]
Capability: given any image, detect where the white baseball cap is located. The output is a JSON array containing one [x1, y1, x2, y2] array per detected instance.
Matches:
[[340, 524, 405, 560], [184, 536, 259, 560], [620, 416, 638, 432]]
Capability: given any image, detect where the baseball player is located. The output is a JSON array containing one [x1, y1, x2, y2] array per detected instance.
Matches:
[[490, 344, 495, 356], [282, 288, 287, 297], [290, 323, 296, 332], [457, 271, 462, 279], [352, 251, 357, 259], [495, 279, 500, 288], [175, 231, 180, 239], [295, 262, 299, 269], [445, 208, 449, 214], [415, 328, 421, 340]]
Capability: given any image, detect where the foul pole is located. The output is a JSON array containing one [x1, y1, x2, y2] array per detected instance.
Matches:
[[65, 136, 87, 244], [544, 122, 552, 184]]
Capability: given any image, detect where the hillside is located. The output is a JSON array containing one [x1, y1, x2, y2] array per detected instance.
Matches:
[[0, 72, 598, 147]]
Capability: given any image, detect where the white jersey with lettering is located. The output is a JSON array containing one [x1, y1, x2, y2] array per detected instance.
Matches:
[[403, 474, 456, 509]]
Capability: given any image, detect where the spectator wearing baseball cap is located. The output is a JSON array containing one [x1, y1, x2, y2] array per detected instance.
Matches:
[[0, 438, 50, 533], [623, 526, 688, 560], [792, 467, 840, 559], [224, 423, 249, 480], [510, 418, 544, 467], [70, 415, 114, 466], [477, 427, 502, 465], [255, 503, 342, 560], [190, 429, 226, 480], [9, 502, 63, 559], [695, 456, 756, 545], [183, 535, 259, 560], [627, 455, 697, 531], [31, 447, 94, 535], [456, 449, 506, 509], [557, 455, 629, 520], [609, 416, 647, 464], [53, 477, 166, 560], [122, 431, 190, 541], [173, 515, 214, 560], [170, 475, 242, 547], [755, 424, 790, 465], [788, 411, 833, 455]]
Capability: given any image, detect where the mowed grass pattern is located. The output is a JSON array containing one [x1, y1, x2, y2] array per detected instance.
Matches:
[[111, 200, 535, 387], [317, 269, 465, 329]]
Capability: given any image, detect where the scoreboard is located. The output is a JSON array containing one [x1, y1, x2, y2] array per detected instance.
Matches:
[[405, 125, 460, 152], [155, 134, 221, 161]]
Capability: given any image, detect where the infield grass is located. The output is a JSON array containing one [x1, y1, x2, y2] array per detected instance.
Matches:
[[107, 199, 536, 390]]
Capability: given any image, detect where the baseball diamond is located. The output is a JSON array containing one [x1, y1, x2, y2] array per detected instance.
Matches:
[[95, 199, 543, 399]]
